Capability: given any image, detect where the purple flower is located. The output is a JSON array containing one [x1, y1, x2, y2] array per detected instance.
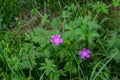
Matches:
[[50, 34, 63, 45], [78, 48, 91, 59], [77, 5, 80, 8]]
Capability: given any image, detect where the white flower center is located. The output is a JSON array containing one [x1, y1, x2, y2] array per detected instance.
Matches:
[[55, 38, 59, 42]]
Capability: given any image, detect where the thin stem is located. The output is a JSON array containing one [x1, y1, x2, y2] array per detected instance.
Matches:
[[62, 19, 66, 33], [38, 11, 43, 18], [58, 0, 62, 10], [89, 62, 101, 80], [93, 11, 99, 21], [80, 66, 85, 79], [4, 72, 8, 80], [39, 71, 46, 80], [29, 68, 32, 80], [107, 3, 113, 8], [19, 68, 25, 77], [27, 49, 40, 78], [71, 52, 81, 79], [92, 53, 117, 80]]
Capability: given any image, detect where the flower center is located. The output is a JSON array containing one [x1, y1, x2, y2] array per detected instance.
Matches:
[[83, 51, 86, 54], [55, 38, 59, 42], [82, 51, 87, 56]]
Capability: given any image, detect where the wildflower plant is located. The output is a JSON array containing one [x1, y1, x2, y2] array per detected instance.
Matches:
[[0, 1, 120, 80], [50, 34, 63, 45], [79, 48, 91, 60]]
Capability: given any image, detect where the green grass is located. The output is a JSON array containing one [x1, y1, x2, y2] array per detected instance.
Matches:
[[0, 0, 120, 80]]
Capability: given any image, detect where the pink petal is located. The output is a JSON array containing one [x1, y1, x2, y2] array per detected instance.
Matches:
[[79, 51, 82, 55], [54, 42, 59, 45], [81, 55, 85, 59], [86, 54, 90, 58], [86, 50, 91, 53], [50, 40, 54, 43], [56, 34, 60, 38], [77, 5, 80, 8], [51, 35, 55, 39], [59, 38, 63, 43], [82, 48, 86, 51]]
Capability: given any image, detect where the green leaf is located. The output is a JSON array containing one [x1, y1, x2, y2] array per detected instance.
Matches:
[[111, 47, 120, 63], [88, 31, 100, 46], [26, 27, 50, 44], [39, 58, 57, 76], [113, 0, 120, 7], [41, 14, 49, 25], [19, 43, 38, 69], [50, 17, 60, 28], [31, 8, 38, 15], [7, 56, 20, 71], [92, 2, 108, 14], [107, 32, 119, 48], [61, 10, 71, 18]]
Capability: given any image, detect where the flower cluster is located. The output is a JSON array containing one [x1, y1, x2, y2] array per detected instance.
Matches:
[[50, 34, 91, 60], [50, 34, 63, 45], [78, 48, 91, 60]]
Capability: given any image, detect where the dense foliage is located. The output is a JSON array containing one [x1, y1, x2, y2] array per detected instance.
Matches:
[[0, 0, 120, 80]]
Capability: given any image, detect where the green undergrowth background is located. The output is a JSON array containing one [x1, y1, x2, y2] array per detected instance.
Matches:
[[0, 0, 120, 80]]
